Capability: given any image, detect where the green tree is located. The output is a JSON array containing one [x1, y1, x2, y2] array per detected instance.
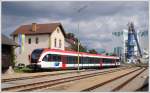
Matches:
[[70, 43, 87, 52], [89, 49, 98, 54], [66, 33, 75, 39], [66, 33, 87, 52], [111, 53, 117, 56], [106, 53, 109, 55], [79, 45, 87, 52], [98, 49, 106, 54]]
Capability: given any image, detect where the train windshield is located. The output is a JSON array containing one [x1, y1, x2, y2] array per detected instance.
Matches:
[[31, 49, 44, 63]]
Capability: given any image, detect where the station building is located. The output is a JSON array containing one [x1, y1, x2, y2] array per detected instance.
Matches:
[[11, 23, 66, 66]]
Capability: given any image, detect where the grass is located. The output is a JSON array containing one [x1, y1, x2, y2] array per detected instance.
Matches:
[[14, 67, 33, 73]]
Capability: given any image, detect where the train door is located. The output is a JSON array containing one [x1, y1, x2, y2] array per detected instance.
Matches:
[[61, 55, 66, 69], [99, 58, 103, 69], [114, 59, 116, 67], [81, 57, 84, 69], [79, 57, 83, 69]]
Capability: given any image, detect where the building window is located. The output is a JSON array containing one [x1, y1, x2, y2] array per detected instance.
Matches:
[[54, 38, 57, 47], [28, 38, 31, 44], [35, 37, 39, 44], [57, 28, 59, 33], [59, 39, 61, 48]]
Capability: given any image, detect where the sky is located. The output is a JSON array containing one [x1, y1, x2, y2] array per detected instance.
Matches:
[[2, 1, 149, 52]]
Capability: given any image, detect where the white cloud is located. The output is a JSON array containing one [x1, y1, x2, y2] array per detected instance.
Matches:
[[2, 1, 148, 52]]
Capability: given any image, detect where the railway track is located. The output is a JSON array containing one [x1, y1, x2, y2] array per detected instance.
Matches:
[[2, 67, 131, 92], [2, 69, 97, 82], [81, 67, 147, 92]]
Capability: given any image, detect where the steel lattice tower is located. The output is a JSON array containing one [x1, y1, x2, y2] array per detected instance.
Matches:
[[127, 22, 142, 62], [127, 22, 135, 59]]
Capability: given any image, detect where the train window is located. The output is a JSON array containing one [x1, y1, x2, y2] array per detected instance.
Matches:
[[97, 58, 100, 63], [79, 57, 81, 63], [99, 58, 103, 62], [103, 59, 113, 63], [94, 58, 99, 64], [88, 58, 92, 64], [31, 49, 44, 60], [87, 57, 91, 64], [94, 58, 97, 64], [67, 56, 76, 64], [73, 57, 77, 63], [42, 54, 51, 62], [90, 58, 95, 64], [74, 57, 77, 64], [67, 56, 69, 64], [42, 54, 49, 62], [51, 54, 61, 62], [82, 57, 84, 64], [116, 59, 119, 62], [67, 56, 70, 64], [89, 57, 92, 64], [43, 54, 61, 62], [112, 59, 115, 63], [82, 57, 87, 64], [86, 57, 90, 64], [92, 58, 95, 64]]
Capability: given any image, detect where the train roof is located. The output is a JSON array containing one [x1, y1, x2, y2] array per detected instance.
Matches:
[[41, 48, 119, 59]]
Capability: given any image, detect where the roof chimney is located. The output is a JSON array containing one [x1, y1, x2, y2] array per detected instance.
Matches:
[[32, 23, 37, 32]]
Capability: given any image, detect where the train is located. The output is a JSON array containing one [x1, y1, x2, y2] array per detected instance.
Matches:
[[29, 48, 120, 70]]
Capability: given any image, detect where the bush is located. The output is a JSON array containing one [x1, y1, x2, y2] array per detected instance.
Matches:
[[21, 67, 33, 72], [14, 66, 33, 73], [17, 63, 25, 69], [14, 67, 22, 73]]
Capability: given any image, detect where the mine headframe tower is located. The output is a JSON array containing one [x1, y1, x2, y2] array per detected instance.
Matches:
[[127, 22, 142, 63]]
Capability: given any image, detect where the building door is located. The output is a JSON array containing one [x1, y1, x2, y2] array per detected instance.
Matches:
[[114, 59, 116, 67], [99, 58, 103, 69]]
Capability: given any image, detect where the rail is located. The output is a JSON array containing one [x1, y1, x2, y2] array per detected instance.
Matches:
[[2, 67, 131, 92]]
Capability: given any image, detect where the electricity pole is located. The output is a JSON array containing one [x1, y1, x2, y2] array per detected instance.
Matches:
[[77, 5, 88, 73]]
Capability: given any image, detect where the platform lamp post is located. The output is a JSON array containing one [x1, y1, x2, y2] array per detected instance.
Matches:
[[77, 5, 88, 73], [77, 23, 80, 73]]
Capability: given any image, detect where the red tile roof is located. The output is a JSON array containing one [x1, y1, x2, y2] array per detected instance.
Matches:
[[11, 23, 66, 37]]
